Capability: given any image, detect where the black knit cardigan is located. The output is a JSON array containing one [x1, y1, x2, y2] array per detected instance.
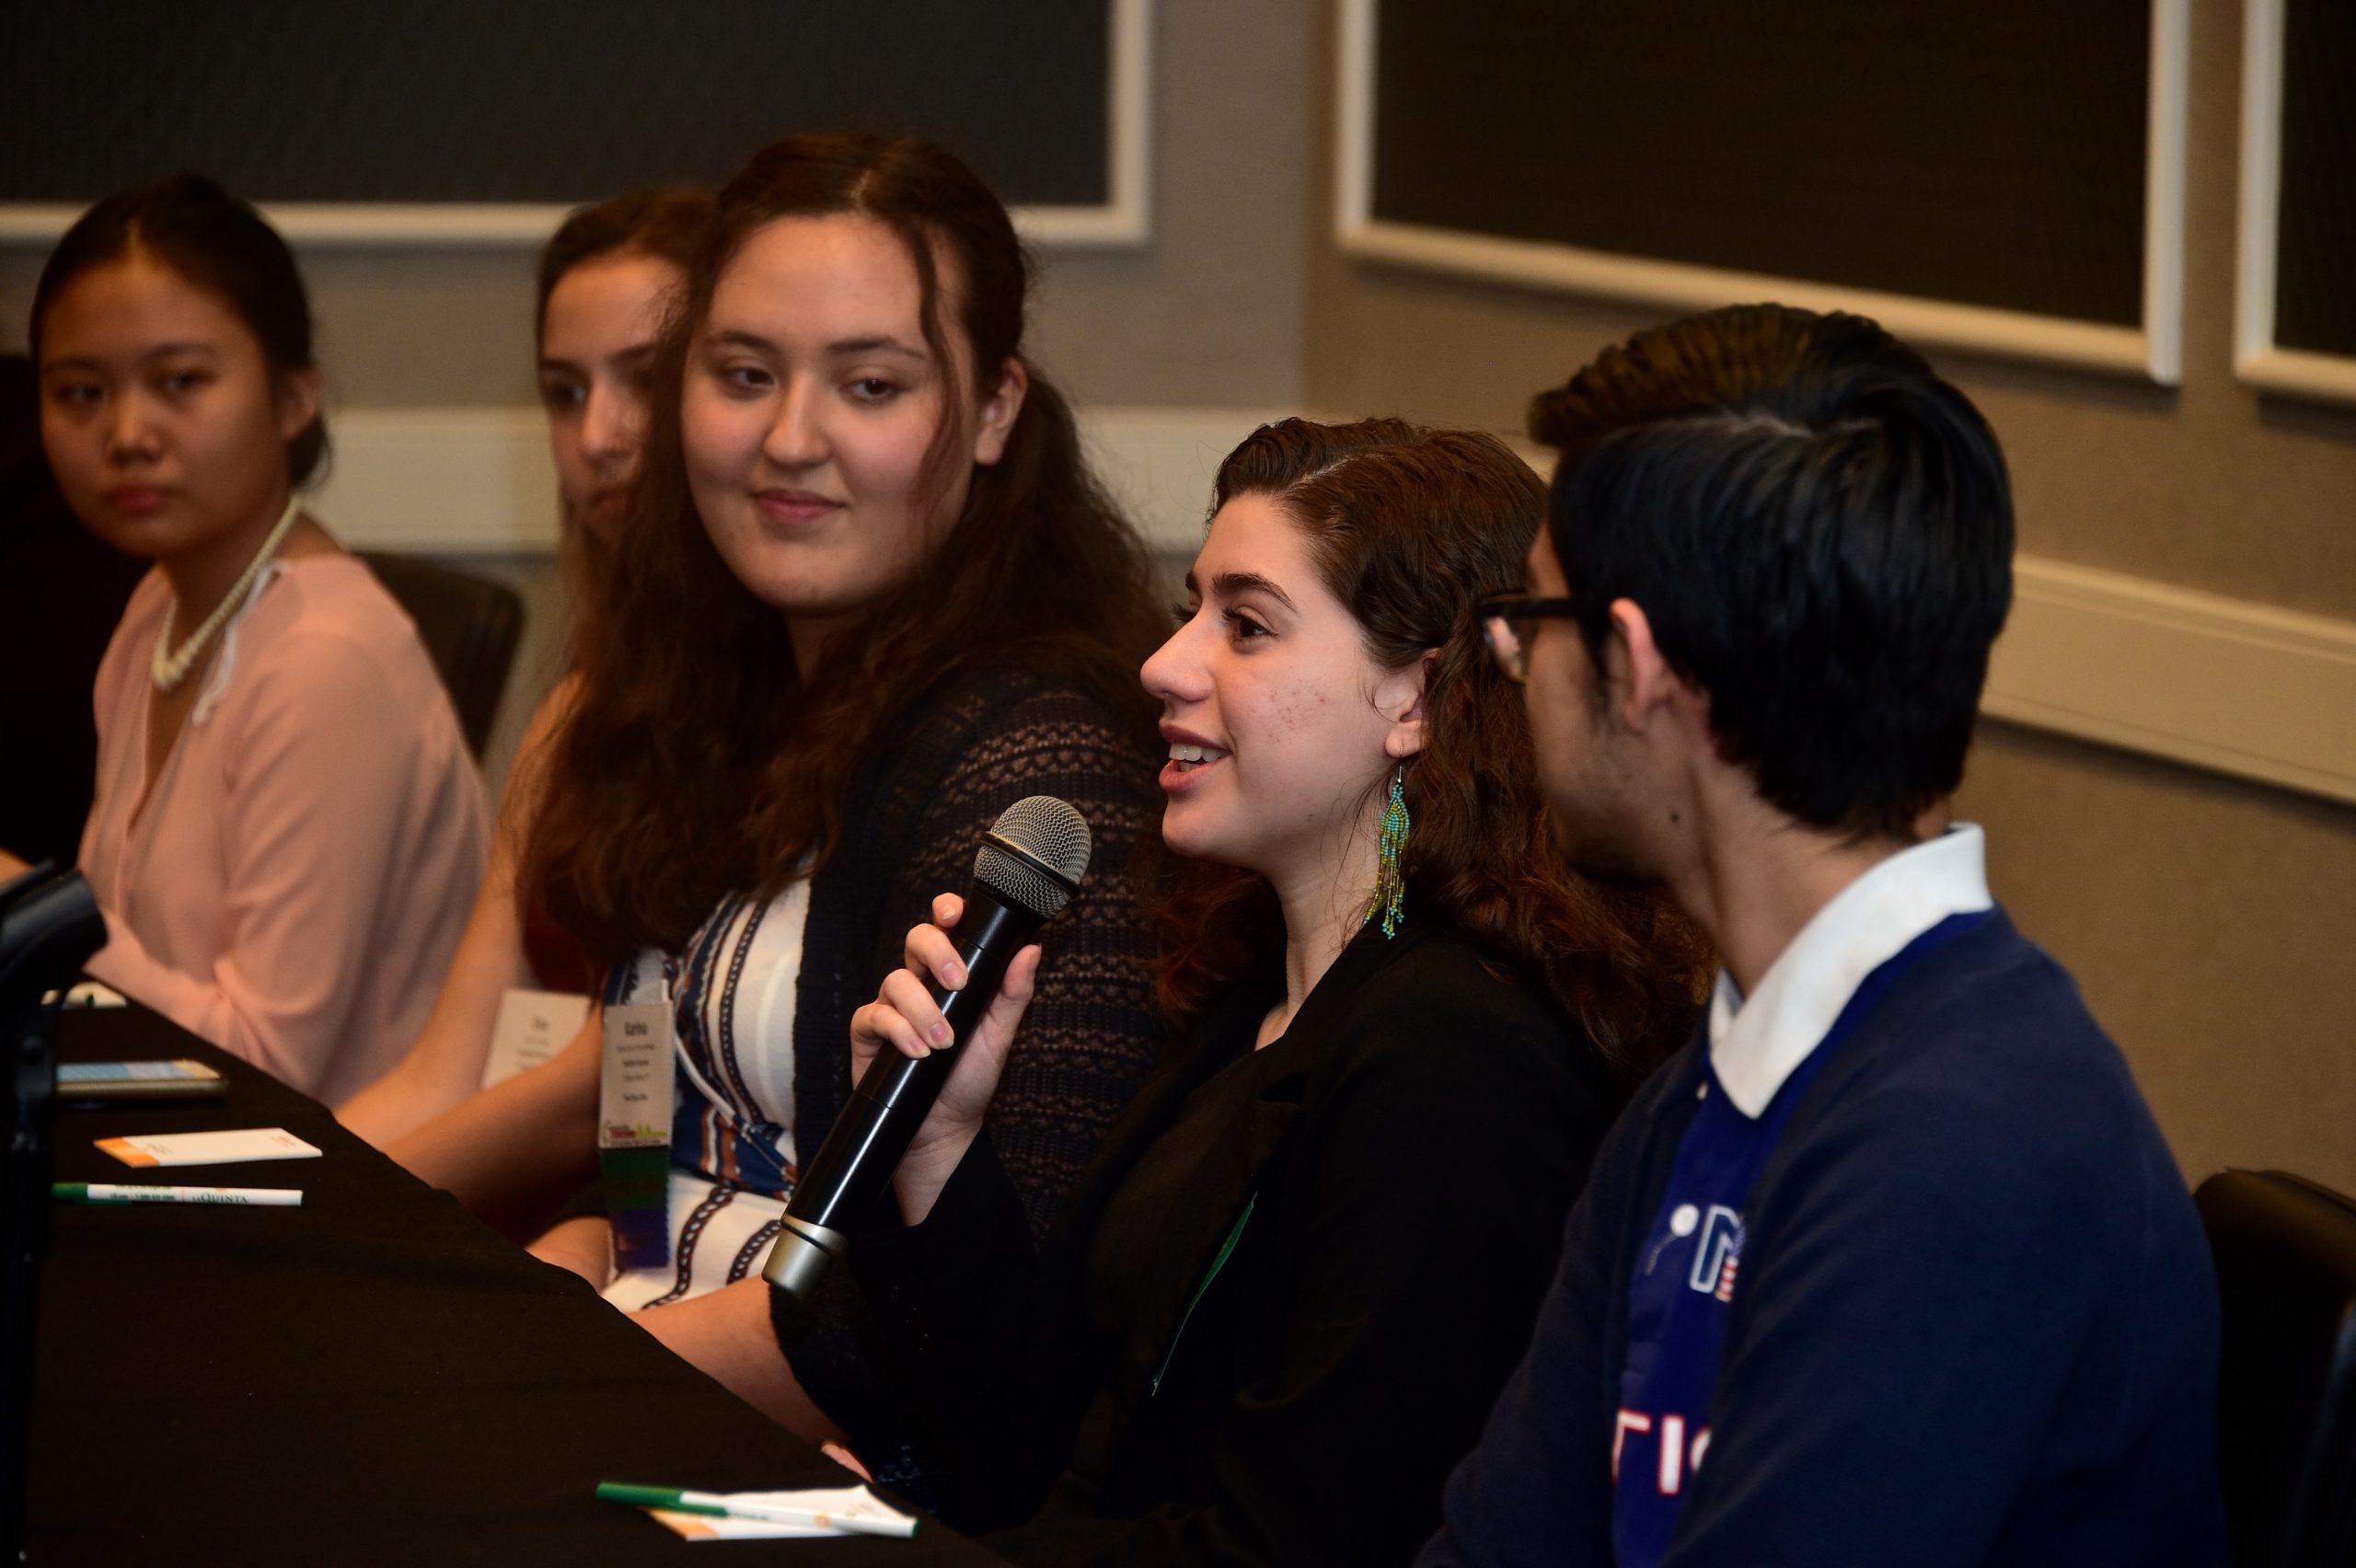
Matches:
[[773, 652, 1165, 1491]]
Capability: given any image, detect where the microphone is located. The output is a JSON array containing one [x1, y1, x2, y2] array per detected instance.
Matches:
[[762, 795, 1092, 1301]]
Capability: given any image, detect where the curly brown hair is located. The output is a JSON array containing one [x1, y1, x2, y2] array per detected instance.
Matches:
[[1152, 418, 1707, 1080], [522, 133, 1162, 971]]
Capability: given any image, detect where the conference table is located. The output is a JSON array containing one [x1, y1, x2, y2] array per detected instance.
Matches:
[[25, 1004, 1006, 1565]]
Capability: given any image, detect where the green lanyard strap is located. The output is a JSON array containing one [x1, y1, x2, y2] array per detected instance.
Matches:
[[1151, 1193, 1257, 1397]]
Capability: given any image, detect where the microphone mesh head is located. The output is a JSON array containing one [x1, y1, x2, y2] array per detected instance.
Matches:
[[973, 796, 1092, 919]]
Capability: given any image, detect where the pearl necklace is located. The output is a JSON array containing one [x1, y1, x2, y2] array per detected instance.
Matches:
[[150, 495, 304, 693]]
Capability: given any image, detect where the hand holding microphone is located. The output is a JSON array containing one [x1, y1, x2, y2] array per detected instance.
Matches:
[[763, 796, 1091, 1300], [850, 891, 1039, 1219]]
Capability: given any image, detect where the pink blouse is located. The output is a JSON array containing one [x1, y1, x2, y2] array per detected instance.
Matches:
[[79, 554, 491, 1104]]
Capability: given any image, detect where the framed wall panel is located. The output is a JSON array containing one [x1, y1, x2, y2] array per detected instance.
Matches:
[[2235, 0, 2356, 405], [0, 0, 1150, 248], [1335, 0, 2187, 383]]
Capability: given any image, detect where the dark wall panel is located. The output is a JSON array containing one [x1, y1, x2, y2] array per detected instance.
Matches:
[[2273, 0, 2356, 359], [2, 2, 1112, 208], [1369, 0, 2150, 327]]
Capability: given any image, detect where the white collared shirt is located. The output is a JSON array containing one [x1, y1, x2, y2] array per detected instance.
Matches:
[[1707, 824, 1994, 1117]]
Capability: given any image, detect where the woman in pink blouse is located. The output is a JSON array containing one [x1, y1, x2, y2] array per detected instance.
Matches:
[[3, 176, 488, 1102]]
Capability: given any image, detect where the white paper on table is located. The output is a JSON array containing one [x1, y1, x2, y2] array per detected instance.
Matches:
[[482, 988, 591, 1089], [94, 1128, 322, 1168], [644, 1486, 918, 1541]]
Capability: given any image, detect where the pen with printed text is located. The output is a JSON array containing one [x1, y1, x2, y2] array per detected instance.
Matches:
[[52, 1183, 302, 1207]]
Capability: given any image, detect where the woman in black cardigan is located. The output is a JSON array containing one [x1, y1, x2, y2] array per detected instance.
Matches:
[[834, 418, 1705, 1563]]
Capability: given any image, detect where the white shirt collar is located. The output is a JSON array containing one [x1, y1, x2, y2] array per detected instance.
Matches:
[[1707, 824, 1993, 1118]]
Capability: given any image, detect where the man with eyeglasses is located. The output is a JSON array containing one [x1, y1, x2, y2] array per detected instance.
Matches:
[[1422, 306, 2226, 1568]]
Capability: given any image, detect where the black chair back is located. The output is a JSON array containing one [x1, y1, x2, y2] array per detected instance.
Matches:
[[2196, 1169, 2356, 1568], [358, 552, 525, 760]]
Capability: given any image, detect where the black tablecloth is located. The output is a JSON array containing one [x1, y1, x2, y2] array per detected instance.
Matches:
[[26, 1006, 1004, 1565]]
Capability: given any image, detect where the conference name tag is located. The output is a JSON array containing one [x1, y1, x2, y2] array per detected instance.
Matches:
[[483, 987, 592, 1090], [599, 1003, 674, 1151]]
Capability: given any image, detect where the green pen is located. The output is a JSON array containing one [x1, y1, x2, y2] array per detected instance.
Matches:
[[595, 1482, 918, 1538], [52, 1182, 302, 1206]]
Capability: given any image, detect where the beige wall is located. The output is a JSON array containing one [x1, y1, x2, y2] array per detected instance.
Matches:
[[1305, 0, 2356, 1186], [1030, 0, 1316, 409], [1960, 722, 2356, 1193]]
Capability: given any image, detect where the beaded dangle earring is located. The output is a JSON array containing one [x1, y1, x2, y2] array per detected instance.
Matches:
[[1366, 761, 1411, 939]]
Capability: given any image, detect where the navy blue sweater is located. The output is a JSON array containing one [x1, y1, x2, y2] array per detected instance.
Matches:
[[1418, 909, 2228, 1567]]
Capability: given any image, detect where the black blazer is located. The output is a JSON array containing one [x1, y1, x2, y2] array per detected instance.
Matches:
[[848, 914, 1616, 1566]]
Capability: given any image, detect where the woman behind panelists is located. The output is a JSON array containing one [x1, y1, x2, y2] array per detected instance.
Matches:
[[338, 187, 712, 1147], [842, 418, 1705, 1563], [385, 133, 1168, 1458], [1, 176, 488, 1102]]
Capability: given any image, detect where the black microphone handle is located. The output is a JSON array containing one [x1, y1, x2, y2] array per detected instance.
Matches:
[[764, 881, 1042, 1297]]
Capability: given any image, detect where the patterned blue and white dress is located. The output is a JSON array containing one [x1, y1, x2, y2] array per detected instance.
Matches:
[[598, 880, 810, 1311]]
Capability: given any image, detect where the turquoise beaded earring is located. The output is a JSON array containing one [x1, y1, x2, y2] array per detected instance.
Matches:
[[1366, 761, 1411, 939]]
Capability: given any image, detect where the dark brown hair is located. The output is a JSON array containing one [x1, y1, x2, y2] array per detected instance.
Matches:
[[523, 133, 1161, 969], [1154, 417, 1706, 1078], [30, 173, 328, 485], [534, 186, 715, 349], [534, 186, 714, 582]]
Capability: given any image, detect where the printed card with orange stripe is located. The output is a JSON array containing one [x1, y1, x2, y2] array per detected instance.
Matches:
[[96, 1128, 322, 1168]]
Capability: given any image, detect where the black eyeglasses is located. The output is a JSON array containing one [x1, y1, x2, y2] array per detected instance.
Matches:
[[1477, 595, 1579, 684]]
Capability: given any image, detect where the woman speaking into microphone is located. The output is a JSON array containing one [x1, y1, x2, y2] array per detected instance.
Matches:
[[840, 418, 1706, 1562]]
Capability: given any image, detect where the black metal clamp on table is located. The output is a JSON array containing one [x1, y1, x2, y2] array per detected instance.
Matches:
[[0, 864, 107, 1563]]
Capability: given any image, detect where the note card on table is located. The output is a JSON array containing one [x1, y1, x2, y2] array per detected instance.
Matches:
[[483, 987, 591, 1089], [96, 1128, 322, 1168], [645, 1487, 919, 1541]]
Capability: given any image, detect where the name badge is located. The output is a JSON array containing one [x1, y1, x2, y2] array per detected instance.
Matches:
[[483, 988, 591, 1090], [599, 1002, 675, 1151]]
